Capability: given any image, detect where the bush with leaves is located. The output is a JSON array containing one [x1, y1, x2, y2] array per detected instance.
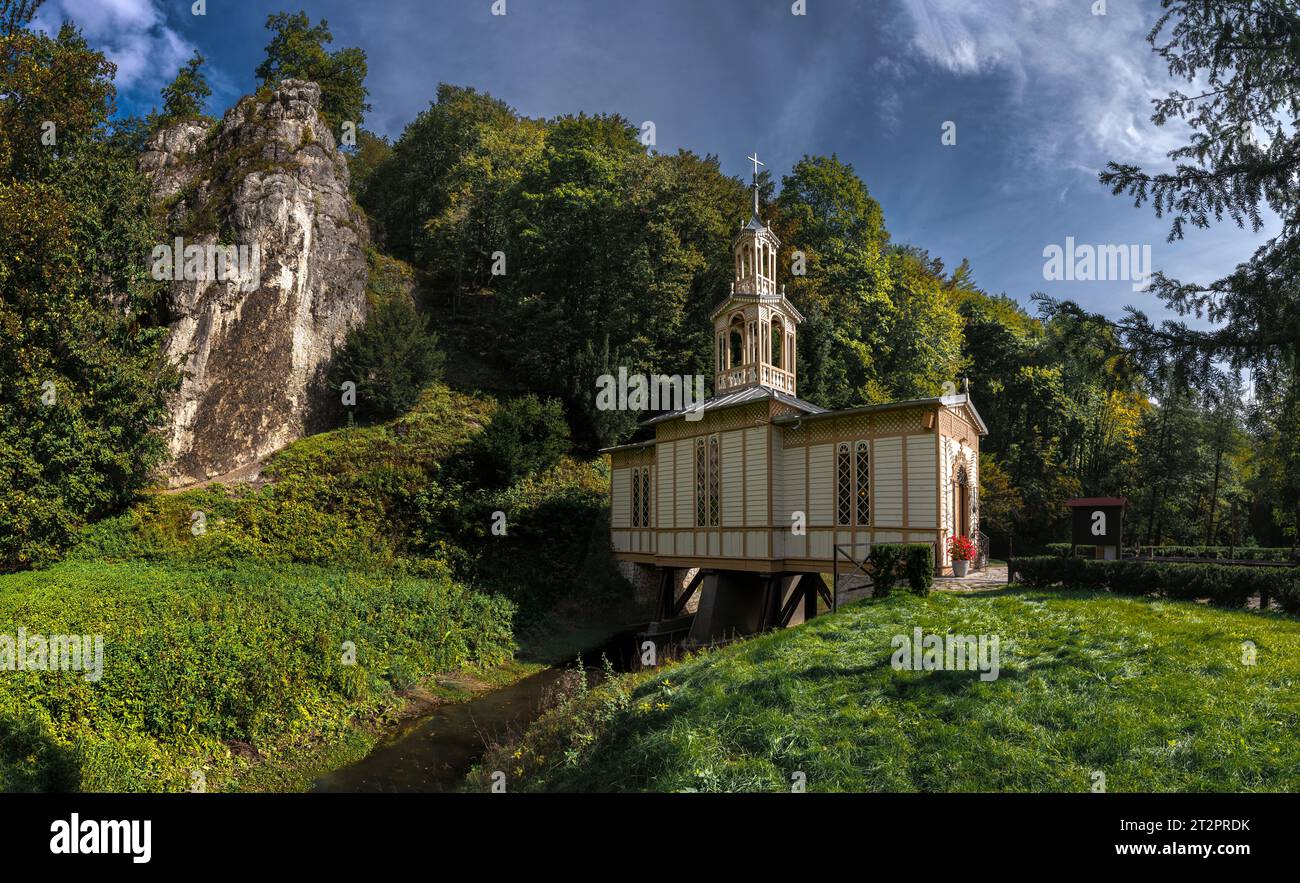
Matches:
[[1010, 556, 1296, 610], [327, 299, 444, 423], [0, 20, 176, 567], [466, 395, 571, 490]]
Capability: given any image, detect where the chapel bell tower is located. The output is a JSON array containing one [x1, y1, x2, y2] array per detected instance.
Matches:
[[712, 152, 803, 397]]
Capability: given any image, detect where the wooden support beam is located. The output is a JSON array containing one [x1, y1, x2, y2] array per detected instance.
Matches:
[[777, 583, 804, 627], [801, 573, 831, 619], [656, 568, 675, 621], [671, 569, 706, 618], [761, 573, 799, 630]]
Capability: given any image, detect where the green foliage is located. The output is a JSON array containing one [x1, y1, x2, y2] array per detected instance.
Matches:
[[867, 543, 935, 596], [0, 21, 175, 568], [159, 50, 211, 123], [69, 383, 626, 628], [774, 156, 962, 407], [1097, 1, 1300, 548], [346, 128, 392, 199], [1010, 556, 1299, 610], [905, 544, 935, 595], [0, 558, 514, 791], [362, 247, 415, 309], [255, 10, 369, 127], [467, 395, 571, 490], [1044, 543, 1295, 562], [482, 591, 1300, 792], [867, 544, 904, 597], [327, 298, 444, 423]]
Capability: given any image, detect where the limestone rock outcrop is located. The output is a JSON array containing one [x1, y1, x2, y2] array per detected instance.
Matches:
[[140, 80, 368, 487]]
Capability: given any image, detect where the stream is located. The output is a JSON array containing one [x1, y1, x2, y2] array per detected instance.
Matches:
[[311, 629, 639, 792]]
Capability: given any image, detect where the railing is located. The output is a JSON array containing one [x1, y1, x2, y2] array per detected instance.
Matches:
[[974, 530, 990, 572]]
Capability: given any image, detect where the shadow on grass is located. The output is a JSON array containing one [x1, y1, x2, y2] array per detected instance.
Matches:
[[0, 715, 82, 792]]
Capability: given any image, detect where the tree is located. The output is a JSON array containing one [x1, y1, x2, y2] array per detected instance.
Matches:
[[468, 395, 571, 489], [1, 0, 40, 37], [255, 11, 369, 127], [159, 50, 211, 123], [772, 156, 965, 408], [1100, 1, 1300, 544], [327, 299, 444, 423], [1100, 0, 1299, 381], [345, 128, 392, 200], [0, 20, 176, 566]]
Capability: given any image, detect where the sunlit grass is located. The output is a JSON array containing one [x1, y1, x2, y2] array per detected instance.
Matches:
[[501, 589, 1300, 792]]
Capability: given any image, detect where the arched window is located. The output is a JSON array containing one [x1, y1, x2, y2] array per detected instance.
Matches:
[[837, 443, 852, 526], [770, 319, 783, 369], [643, 467, 651, 527], [631, 464, 641, 528], [856, 441, 870, 525], [695, 438, 707, 527], [728, 315, 744, 367], [954, 462, 970, 538], [707, 436, 720, 526]]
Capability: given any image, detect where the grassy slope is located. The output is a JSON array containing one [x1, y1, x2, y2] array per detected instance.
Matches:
[[480, 589, 1300, 792], [1, 382, 628, 791], [72, 382, 627, 627], [0, 559, 514, 792]]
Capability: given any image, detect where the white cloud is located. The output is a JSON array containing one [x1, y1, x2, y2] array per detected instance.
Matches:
[[894, 0, 1187, 171], [32, 0, 194, 92]]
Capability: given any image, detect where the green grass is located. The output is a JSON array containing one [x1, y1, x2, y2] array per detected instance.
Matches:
[[480, 589, 1300, 792], [0, 558, 514, 792], [2, 381, 632, 792]]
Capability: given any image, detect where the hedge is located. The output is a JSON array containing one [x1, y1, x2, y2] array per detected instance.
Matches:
[[1010, 556, 1300, 612], [1044, 543, 1297, 562], [868, 543, 934, 597]]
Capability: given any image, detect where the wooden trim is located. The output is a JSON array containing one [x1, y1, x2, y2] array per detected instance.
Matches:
[[901, 432, 910, 530], [766, 421, 774, 558]]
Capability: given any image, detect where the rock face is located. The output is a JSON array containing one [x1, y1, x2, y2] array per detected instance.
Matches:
[[140, 80, 368, 487]]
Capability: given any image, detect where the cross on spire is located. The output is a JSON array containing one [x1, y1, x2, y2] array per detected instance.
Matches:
[[746, 151, 764, 216]]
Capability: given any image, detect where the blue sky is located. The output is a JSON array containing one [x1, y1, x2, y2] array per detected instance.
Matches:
[[33, 0, 1271, 327]]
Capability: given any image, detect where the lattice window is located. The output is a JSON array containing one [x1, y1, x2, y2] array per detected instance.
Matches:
[[837, 443, 852, 526], [856, 441, 870, 525], [641, 467, 651, 529], [695, 438, 707, 527], [632, 466, 643, 527], [708, 435, 720, 527]]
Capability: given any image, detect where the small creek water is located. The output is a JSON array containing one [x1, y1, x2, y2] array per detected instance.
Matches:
[[311, 629, 638, 792]]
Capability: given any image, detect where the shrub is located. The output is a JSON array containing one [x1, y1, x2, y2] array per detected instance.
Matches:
[[327, 298, 444, 423], [1047, 542, 1298, 562], [868, 544, 905, 597], [868, 544, 934, 597], [905, 544, 935, 595], [467, 394, 571, 490], [1009, 555, 1298, 611]]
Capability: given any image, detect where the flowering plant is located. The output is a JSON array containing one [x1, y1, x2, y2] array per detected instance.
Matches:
[[948, 535, 977, 562]]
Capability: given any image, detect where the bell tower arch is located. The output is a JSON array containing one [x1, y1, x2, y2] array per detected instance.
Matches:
[[712, 152, 803, 396]]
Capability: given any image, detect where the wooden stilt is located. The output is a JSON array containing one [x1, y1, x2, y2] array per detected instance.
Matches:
[[671, 569, 706, 617]]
